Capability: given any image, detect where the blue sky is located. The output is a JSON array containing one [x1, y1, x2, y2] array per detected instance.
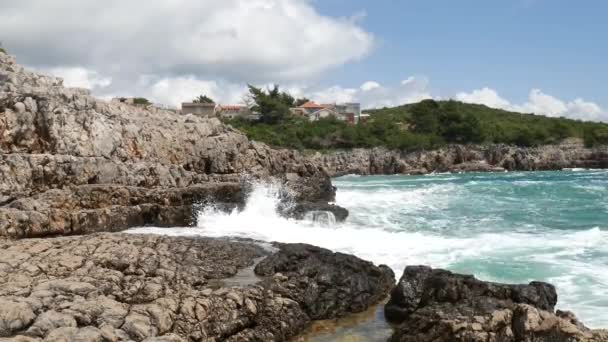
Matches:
[[1, 0, 605, 120], [315, 0, 607, 108]]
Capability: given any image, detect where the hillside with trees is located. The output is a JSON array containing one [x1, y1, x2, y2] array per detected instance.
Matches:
[[228, 91, 608, 150]]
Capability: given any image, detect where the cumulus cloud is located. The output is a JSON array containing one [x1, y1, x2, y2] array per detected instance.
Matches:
[[360, 81, 381, 92], [296, 76, 432, 109], [455, 87, 511, 109], [44, 67, 112, 90], [456, 88, 606, 122], [0, 0, 373, 106], [147, 78, 246, 108]]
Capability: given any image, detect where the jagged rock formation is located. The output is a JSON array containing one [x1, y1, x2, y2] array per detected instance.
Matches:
[[311, 143, 608, 176], [0, 51, 341, 238], [385, 266, 608, 341], [0, 234, 394, 341]]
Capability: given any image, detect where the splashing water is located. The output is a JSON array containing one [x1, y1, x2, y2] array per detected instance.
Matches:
[[303, 211, 337, 226], [129, 170, 608, 328]]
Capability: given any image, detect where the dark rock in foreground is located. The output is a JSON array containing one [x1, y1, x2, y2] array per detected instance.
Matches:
[[0, 234, 393, 341], [386, 266, 608, 342]]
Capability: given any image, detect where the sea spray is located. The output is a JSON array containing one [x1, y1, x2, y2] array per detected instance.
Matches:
[[303, 211, 337, 226]]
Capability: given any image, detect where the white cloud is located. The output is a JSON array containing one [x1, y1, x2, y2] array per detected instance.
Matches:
[[294, 76, 432, 109], [455, 87, 511, 109], [360, 81, 381, 92], [456, 87, 607, 122], [143, 77, 247, 107], [45, 67, 112, 90], [401, 77, 416, 86], [1, 0, 373, 83]]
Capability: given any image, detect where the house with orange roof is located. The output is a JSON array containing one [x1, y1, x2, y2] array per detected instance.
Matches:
[[290, 101, 361, 123], [216, 104, 252, 119]]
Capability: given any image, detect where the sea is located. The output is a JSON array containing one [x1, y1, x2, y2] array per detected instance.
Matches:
[[129, 169, 608, 330]]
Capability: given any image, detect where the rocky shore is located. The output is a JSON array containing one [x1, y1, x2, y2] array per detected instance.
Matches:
[[2, 51, 607, 341], [310, 143, 608, 177], [384, 266, 608, 341], [0, 234, 394, 341], [0, 51, 341, 239]]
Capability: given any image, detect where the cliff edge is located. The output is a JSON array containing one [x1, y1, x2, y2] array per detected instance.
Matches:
[[0, 52, 340, 238]]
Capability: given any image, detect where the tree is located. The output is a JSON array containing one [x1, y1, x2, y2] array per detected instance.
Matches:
[[410, 99, 440, 134], [133, 97, 150, 105], [247, 84, 294, 124], [0, 42, 6, 54], [295, 98, 310, 106], [584, 127, 608, 147], [193, 95, 214, 104]]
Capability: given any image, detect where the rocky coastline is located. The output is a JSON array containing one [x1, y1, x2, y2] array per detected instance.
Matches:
[[2, 51, 607, 341], [309, 143, 608, 177], [0, 51, 340, 239]]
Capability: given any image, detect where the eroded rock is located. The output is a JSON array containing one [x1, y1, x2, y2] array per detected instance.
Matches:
[[0, 51, 344, 238], [385, 266, 608, 342], [310, 143, 608, 177], [0, 234, 392, 341]]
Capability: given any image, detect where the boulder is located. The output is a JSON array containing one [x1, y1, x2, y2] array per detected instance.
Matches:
[[385, 266, 608, 342], [255, 243, 395, 320]]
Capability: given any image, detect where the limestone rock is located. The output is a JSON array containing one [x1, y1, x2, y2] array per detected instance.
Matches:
[[0, 50, 343, 238], [310, 144, 608, 177], [386, 266, 607, 342], [255, 243, 395, 320], [0, 233, 392, 341]]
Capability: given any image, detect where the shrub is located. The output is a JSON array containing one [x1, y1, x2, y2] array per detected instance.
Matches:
[[133, 97, 150, 105]]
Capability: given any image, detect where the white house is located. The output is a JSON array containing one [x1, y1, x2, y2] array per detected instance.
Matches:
[[290, 101, 361, 123]]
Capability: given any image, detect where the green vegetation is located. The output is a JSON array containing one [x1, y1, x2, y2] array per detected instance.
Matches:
[[227, 93, 608, 151], [193, 95, 215, 104], [246, 85, 308, 124], [0, 42, 6, 54], [133, 97, 151, 105]]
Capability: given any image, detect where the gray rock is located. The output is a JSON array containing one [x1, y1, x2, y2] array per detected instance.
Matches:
[[12, 102, 25, 114], [385, 266, 608, 342], [0, 299, 36, 337], [0, 233, 393, 341], [0, 53, 344, 238], [309, 143, 608, 177]]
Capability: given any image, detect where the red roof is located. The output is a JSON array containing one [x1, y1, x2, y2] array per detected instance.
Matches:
[[298, 101, 327, 109], [220, 105, 245, 110]]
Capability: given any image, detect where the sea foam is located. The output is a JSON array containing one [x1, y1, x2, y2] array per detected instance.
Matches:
[[129, 171, 608, 328]]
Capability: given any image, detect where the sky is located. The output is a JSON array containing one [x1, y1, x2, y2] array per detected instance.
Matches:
[[1, 0, 606, 121]]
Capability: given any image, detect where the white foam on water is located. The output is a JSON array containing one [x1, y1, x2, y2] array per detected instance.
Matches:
[[128, 179, 608, 328]]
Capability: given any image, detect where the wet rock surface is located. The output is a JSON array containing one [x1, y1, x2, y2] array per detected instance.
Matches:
[[0, 51, 343, 238], [255, 243, 395, 321], [385, 266, 608, 341], [0, 234, 393, 341]]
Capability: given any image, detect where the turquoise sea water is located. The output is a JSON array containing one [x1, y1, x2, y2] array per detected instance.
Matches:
[[130, 170, 608, 328], [333, 170, 608, 327]]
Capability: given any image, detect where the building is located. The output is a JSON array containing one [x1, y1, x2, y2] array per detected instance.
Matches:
[[181, 102, 217, 117], [290, 101, 361, 124], [216, 105, 251, 119]]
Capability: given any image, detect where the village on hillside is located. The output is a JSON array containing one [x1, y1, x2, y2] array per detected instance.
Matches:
[[112, 96, 370, 124], [180, 100, 369, 124]]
